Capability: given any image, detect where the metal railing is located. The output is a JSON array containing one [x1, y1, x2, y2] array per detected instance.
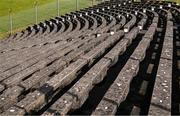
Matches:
[[0, 0, 102, 39]]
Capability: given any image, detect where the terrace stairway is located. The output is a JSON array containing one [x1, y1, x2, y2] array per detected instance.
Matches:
[[0, 0, 179, 115]]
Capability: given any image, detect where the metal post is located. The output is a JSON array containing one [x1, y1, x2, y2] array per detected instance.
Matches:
[[57, 0, 60, 17], [34, 0, 38, 25], [92, 0, 94, 6], [9, 8, 13, 35], [76, 0, 79, 11]]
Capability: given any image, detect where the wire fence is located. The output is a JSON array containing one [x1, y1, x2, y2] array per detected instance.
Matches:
[[0, 0, 102, 39]]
